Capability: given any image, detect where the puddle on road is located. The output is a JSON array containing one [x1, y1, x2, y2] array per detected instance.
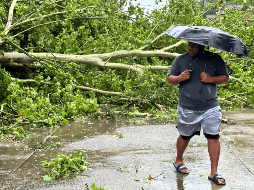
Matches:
[[0, 119, 120, 178]]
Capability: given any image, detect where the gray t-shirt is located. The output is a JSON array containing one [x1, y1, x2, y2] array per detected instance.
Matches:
[[168, 51, 229, 111]]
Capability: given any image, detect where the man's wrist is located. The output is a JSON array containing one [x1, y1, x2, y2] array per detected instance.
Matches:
[[210, 77, 214, 84], [177, 75, 183, 83]]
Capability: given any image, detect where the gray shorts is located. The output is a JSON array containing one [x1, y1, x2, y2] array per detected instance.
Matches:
[[177, 106, 222, 138]]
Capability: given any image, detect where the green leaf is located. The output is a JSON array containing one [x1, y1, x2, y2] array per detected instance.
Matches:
[[42, 175, 52, 181], [41, 151, 90, 180], [91, 183, 106, 190], [199, 173, 210, 177]]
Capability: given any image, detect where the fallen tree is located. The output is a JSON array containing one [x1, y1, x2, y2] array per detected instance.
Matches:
[[0, 50, 179, 71]]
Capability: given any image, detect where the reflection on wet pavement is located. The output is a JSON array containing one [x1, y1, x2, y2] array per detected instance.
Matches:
[[221, 109, 254, 176]]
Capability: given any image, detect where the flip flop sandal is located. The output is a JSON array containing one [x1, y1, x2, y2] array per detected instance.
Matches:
[[173, 162, 189, 174], [208, 174, 226, 185]]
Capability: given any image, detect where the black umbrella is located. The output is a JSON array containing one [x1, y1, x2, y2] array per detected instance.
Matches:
[[164, 25, 249, 57]]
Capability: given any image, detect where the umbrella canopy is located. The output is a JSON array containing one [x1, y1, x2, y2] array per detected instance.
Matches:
[[164, 25, 249, 57]]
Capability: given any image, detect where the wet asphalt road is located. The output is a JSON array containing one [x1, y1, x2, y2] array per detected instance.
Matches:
[[0, 110, 254, 190]]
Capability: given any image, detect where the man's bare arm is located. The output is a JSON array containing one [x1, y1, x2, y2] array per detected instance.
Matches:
[[167, 75, 181, 85], [211, 75, 229, 84], [200, 72, 229, 84], [168, 70, 192, 85]]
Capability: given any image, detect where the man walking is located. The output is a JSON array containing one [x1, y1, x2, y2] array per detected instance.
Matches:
[[167, 42, 229, 185]]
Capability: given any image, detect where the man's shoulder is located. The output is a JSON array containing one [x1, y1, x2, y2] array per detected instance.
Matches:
[[173, 53, 189, 66], [203, 51, 224, 63]]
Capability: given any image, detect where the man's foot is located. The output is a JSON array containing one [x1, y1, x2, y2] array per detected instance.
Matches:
[[208, 174, 226, 185], [173, 162, 190, 174]]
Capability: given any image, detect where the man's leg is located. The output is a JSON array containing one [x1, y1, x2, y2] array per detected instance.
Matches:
[[207, 137, 225, 184], [201, 106, 225, 184], [175, 135, 190, 173]]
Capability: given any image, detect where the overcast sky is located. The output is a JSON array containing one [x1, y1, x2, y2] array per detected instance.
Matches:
[[123, 0, 169, 14]]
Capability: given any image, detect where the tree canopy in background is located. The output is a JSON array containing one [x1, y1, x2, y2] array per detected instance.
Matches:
[[0, 0, 254, 139]]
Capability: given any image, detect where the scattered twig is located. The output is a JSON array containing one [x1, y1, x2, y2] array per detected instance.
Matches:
[[153, 171, 164, 179], [11, 77, 124, 96], [227, 58, 254, 62], [147, 20, 161, 41], [11, 16, 104, 39], [229, 75, 254, 87], [7, 100, 21, 116], [139, 25, 176, 50], [161, 40, 185, 52], [219, 93, 245, 100], [12, 0, 64, 29], [19, 120, 48, 124], [234, 94, 250, 104], [11, 8, 94, 29], [218, 92, 251, 106], [218, 98, 233, 105], [100, 111, 153, 117]]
